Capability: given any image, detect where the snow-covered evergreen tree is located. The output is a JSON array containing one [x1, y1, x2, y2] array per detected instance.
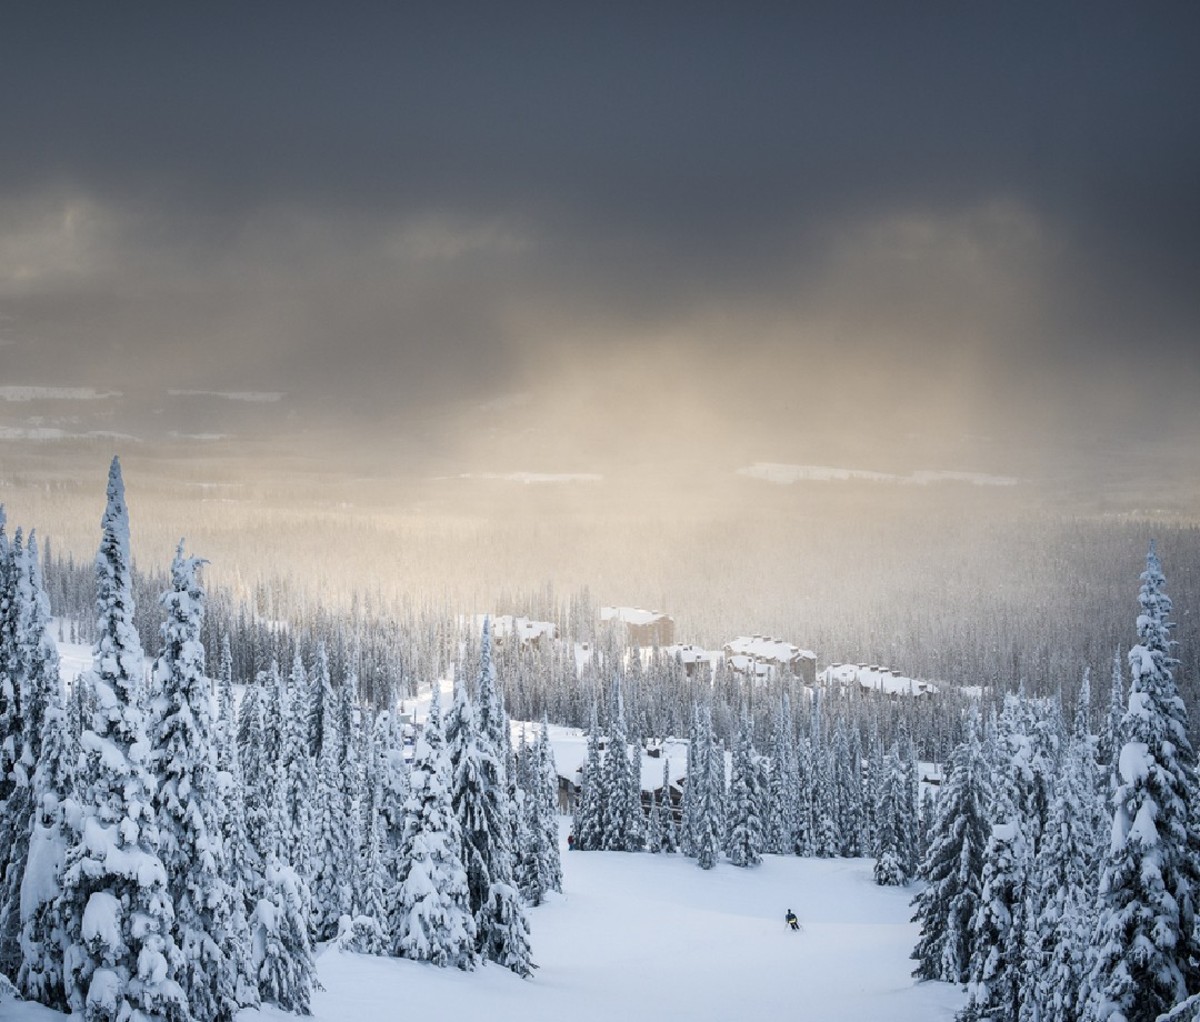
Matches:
[[691, 706, 724, 870], [0, 525, 24, 972], [572, 705, 605, 851], [767, 694, 799, 856], [248, 662, 316, 1014], [911, 711, 992, 984], [959, 765, 1030, 1022], [448, 625, 532, 973], [0, 515, 20, 852], [235, 676, 270, 867], [600, 676, 642, 852], [249, 858, 316, 1015], [150, 543, 244, 1022], [1033, 682, 1102, 1022], [832, 719, 864, 857], [57, 456, 187, 1022], [874, 744, 910, 886], [514, 723, 561, 902], [309, 665, 356, 941], [0, 534, 61, 979], [726, 711, 763, 868], [281, 651, 314, 882], [211, 638, 258, 1012], [16, 676, 76, 1011], [1098, 648, 1125, 789], [337, 672, 364, 915], [532, 721, 563, 893], [1087, 542, 1200, 1022], [389, 690, 476, 969], [650, 757, 678, 854]]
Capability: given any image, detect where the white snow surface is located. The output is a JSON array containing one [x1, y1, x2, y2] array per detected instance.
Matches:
[[1, 823, 962, 1022], [285, 827, 961, 1022]]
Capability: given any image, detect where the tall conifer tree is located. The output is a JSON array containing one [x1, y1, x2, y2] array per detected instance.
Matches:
[[1087, 542, 1200, 1022], [57, 457, 187, 1022]]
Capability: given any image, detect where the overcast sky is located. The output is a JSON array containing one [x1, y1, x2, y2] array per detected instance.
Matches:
[[2, 4, 1198, 478]]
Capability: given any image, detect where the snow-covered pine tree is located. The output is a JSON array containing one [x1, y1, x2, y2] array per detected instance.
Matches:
[[833, 718, 864, 857], [911, 710, 992, 984], [767, 694, 799, 856], [1087, 542, 1200, 1022], [657, 757, 679, 854], [337, 671, 365, 916], [211, 637, 258, 1012], [350, 710, 390, 953], [873, 744, 909, 886], [600, 676, 641, 852], [646, 785, 664, 853], [389, 689, 476, 968], [0, 524, 24, 969], [447, 632, 532, 974], [57, 456, 187, 1022], [959, 763, 1030, 1022], [373, 709, 410, 867], [1098, 648, 1125, 792], [1032, 677, 1103, 1022], [693, 705, 724, 870], [679, 706, 699, 858], [865, 725, 885, 856], [16, 672, 76, 1011], [898, 724, 922, 880], [282, 650, 314, 882], [511, 731, 541, 904], [794, 735, 816, 857], [236, 674, 271, 867], [726, 710, 763, 868], [0, 514, 19, 839], [573, 704, 605, 851], [150, 543, 243, 1022], [309, 665, 356, 941], [249, 856, 316, 1015], [532, 720, 563, 893], [0, 533, 62, 979], [67, 672, 93, 745], [248, 663, 316, 1016], [307, 642, 333, 759]]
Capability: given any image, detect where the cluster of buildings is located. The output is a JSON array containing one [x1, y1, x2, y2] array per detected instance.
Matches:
[[474, 605, 937, 696]]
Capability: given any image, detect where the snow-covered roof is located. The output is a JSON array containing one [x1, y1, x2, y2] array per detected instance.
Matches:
[[534, 723, 691, 792], [723, 635, 816, 663], [600, 606, 672, 626], [660, 643, 721, 668], [462, 614, 558, 644], [726, 654, 774, 679], [819, 663, 937, 697]]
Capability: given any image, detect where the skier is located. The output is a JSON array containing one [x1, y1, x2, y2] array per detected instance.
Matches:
[[785, 909, 799, 931]]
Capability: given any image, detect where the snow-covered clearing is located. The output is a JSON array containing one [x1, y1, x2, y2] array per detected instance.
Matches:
[[3, 824, 964, 1022], [304, 836, 961, 1022]]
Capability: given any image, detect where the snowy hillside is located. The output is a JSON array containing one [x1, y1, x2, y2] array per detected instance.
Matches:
[[5, 825, 965, 1022]]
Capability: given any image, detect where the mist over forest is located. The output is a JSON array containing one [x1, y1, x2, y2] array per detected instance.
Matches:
[[4, 440, 1196, 737]]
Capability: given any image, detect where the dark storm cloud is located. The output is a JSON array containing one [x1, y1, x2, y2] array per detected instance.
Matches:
[[1, 3, 1198, 460]]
